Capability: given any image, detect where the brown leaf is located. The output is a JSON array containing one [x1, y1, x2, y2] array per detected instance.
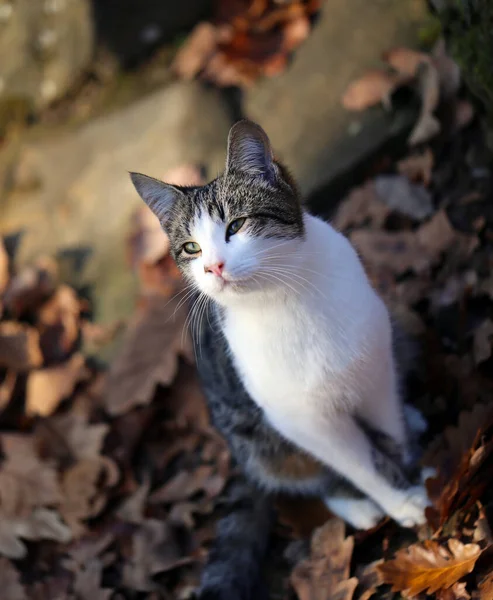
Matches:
[[473, 319, 493, 365], [0, 558, 26, 599], [71, 557, 112, 600], [103, 294, 193, 416], [383, 46, 431, 78], [333, 183, 390, 231], [60, 456, 119, 537], [0, 239, 9, 296], [172, 22, 219, 80], [478, 572, 493, 600], [123, 519, 195, 591], [0, 322, 43, 371], [290, 518, 358, 600], [397, 148, 434, 186], [417, 210, 478, 263], [374, 175, 433, 221], [37, 285, 82, 362], [282, 15, 311, 52], [149, 465, 214, 504], [378, 539, 482, 597], [26, 353, 88, 417], [355, 561, 383, 600], [117, 477, 150, 524], [408, 61, 441, 146], [0, 434, 71, 558], [341, 69, 405, 111], [437, 581, 471, 600], [3, 257, 58, 318]]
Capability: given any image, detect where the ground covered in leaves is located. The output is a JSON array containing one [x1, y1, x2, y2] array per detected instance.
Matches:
[[0, 32, 492, 600]]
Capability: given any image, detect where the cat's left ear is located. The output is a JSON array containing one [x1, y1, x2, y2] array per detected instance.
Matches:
[[225, 120, 277, 182], [130, 172, 185, 224]]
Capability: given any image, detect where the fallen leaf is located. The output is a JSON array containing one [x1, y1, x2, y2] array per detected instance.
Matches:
[[397, 148, 434, 186], [479, 572, 493, 600], [408, 60, 441, 145], [437, 581, 471, 600], [416, 210, 478, 260], [149, 465, 214, 504], [103, 294, 193, 416], [123, 519, 195, 591], [26, 353, 88, 417], [355, 561, 383, 600], [0, 322, 43, 371], [382, 46, 431, 77], [290, 518, 358, 600], [0, 239, 9, 296], [342, 69, 405, 111], [282, 15, 311, 52], [172, 22, 218, 80], [70, 557, 112, 600], [378, 539, 482, 597], [333, 182, 390, 231], [60, 456, 119, 537], [3, 257, 58, 318], [473, 319, 493, 365], [117, 478, 150, 524], [0, 558, 26, 600], [374, 174, 433, 221], [0, 434, 71, 558], [37, 285, 82, 362]]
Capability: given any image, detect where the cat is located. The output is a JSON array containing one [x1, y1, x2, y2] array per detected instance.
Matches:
[[130, 120, 432, 599]]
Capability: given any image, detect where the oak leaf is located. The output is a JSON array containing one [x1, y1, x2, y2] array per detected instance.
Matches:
[[290, 518, 358, 600], [341, 69, 406, 111], [478, 572, 493, 600], [436, 581, 471, 600], [103, 294, 193, 415], [378, 539, 482, 597]]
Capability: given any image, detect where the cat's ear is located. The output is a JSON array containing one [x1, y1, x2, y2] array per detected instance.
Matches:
[[130, 172, 183, 223], [225, 120, 276, 181]]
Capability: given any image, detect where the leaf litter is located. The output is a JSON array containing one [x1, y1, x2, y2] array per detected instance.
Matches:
[[0, 25, 492, 600]]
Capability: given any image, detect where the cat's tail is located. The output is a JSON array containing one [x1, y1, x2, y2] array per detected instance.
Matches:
[[197, 478, 274, 600]]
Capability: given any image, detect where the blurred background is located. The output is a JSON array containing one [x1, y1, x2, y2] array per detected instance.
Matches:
[[1, 2, 493, 598]]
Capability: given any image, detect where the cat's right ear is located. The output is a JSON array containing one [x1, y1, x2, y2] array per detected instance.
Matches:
[[130, 172, 183, 223]]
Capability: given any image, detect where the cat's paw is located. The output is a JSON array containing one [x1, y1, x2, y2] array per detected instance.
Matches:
[[421, 466, 437, 482], [325, 497, 384, 530], [389, 485, 431, 528]]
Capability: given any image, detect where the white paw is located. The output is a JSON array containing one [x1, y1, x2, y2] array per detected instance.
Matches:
[[325, 497, 385, 530], [389, 485, 431, 528], [421, 467, 437, 482]]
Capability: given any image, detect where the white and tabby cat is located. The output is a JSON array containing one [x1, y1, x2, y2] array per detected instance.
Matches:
[[131, 120, 431, 599]]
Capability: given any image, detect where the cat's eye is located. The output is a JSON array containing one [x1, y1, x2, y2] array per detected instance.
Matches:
[[183, 241, 201, 255], [227, 217, 246, 238]]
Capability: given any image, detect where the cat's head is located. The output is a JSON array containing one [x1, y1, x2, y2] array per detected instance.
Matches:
[[130, 120, 304, 305]]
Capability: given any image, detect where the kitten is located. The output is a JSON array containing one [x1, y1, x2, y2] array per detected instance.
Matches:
[[131, 120, 431, 598]]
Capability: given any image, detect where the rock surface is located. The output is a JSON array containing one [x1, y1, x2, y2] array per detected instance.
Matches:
[[0, 0, 94, 111], [0, 82, 232, 326], [245, 0, 428, 195]]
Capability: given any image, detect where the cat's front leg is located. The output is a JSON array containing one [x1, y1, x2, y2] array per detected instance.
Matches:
[[270, 408, 431, 527]]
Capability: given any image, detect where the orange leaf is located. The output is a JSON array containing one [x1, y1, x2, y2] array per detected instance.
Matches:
[[378, 539, 482, 597]]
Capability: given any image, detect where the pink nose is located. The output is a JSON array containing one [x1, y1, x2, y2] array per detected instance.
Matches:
[[204, 262, 225, 277]]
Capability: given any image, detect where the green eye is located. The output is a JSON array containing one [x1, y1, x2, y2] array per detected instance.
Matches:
[[227, 217, 246, 238], [183, 241, 201, 255]]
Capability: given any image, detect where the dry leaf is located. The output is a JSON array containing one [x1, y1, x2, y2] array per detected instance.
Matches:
[[341, 69, 405, 111], [383, 46, 431, 78], [374, 175, 433, 221], [26, 353, 87, 417], [290, 518, 358, 600], [408, 61, 441, 146], [333, 183, 390, 231], [282, 15, 311, 52], [37, 285, 82, 362], [0, 558, 26, 600], [172, 22, 218, 80], [104, 294, 193, 415], [149, 465, 214, 504], [478, 572, 493, 600], [397, 148, 434, 186], [417, 210, 478, 259], [355, 561, 383, 600], [117, 478, 150, 524], [123, 519, 195, 591], [0, 322, 43, 371], [3, 257, 58, 317], [378, 539, 482, 596], [60, 456, 119, 537], [0, 239, 9, 296], [71, 557, 112, 600], [437, 581, 471, 600], [473, 319, 493, 365]]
